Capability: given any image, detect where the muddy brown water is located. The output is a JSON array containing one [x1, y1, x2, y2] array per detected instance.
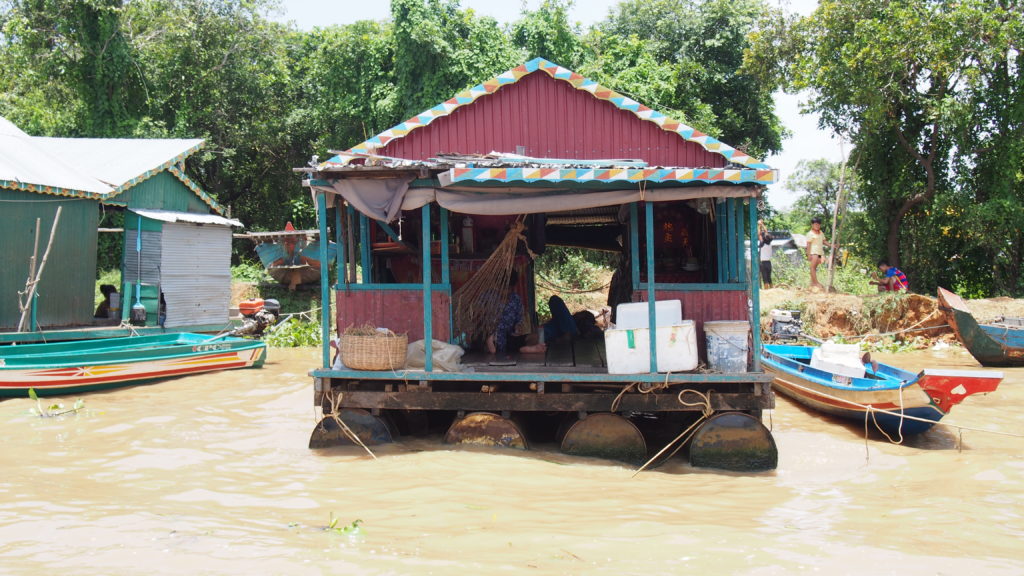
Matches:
[[1, 346, 1022, 574]]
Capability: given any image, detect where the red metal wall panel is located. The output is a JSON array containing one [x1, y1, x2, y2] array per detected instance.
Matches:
[[633, 289, 749, 358], [382, 72, 727, 168], [336, 290, 451, 342]]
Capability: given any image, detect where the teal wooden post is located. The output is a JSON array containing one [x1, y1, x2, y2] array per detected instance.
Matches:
[[645, 202, 658, 373], [317, 193, 331, 369], [630, 203, 640, 291], [422, 205, 433, 372], [334, 203, 344, 286], [359, 213, 372, 283], [749, 197, 761, 371], [30, 292, 38, 331], [716, 201, 725, 283], [440, 207, 453, 342]]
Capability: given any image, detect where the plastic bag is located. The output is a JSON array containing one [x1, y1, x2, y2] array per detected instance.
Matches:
[[406, 339, 465, 372]]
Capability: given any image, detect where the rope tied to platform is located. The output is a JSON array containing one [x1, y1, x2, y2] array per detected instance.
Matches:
[[317, 388, 378, 460], [632, 389, 714, 477]]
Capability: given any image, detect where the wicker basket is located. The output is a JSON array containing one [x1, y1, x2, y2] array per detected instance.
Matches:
[[340, 333, 408, 370]]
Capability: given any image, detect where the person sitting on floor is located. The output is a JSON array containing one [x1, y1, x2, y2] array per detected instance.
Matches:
[[94, 284, 118, 318]]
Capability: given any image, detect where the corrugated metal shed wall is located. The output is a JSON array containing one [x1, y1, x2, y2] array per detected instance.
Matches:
[[0, 191, 98, 329], [118, 171, 209, 213], [382, 72, 728, 167], [123, 228, 163, 286], [160, 222, 232, 328]]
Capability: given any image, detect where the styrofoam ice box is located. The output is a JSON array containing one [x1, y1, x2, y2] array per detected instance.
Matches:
[[605, 320, 697, 374], [809, 341, 865, 379], [615, 300, 682, 330]]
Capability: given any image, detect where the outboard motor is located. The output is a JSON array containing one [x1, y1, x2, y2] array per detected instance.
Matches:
[[232, 298, 280, 337], [769, 309, 803, 340]]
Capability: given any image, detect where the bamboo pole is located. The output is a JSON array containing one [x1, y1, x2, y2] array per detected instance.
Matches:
[[826, 142, 848, 293], [17, 207, 62, 332]]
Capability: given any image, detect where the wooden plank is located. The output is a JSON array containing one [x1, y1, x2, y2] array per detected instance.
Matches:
[[332, 389, 773, 412]]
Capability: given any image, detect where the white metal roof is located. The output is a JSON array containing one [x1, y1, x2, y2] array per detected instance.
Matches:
[[0, 116, 205, 199], [130, 208, 243, 228], [0, 118, 112, 195], [36, 137, 204, 189]]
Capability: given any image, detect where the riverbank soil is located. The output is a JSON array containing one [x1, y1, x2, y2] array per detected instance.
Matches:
[[759, 288, 1024, 347]]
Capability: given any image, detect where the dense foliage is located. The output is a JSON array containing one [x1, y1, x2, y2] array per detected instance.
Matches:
[[0, 0, 781, 232], [746, 0, 1024, 296]]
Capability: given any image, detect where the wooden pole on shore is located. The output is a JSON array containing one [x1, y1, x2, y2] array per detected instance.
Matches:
[[17, 207, 62, 332]]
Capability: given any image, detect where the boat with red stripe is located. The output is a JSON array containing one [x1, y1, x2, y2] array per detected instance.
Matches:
[[0, 333, 266, 397], [762, 344, 1001, 436]]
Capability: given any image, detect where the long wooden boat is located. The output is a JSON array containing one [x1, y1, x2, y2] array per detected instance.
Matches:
[[937, 287, 1024, 367], [0, 333, 267, 397], [762, 344, 1002, 436]]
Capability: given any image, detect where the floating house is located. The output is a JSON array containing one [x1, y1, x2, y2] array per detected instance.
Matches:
[[301, 58, 778, 470], [0, 117, 241, 341]]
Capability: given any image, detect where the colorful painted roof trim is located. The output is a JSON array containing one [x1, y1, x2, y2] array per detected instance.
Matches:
[[0, 179, 105, 200], [103, 142, 204, 197], [333, 57, 771, 172], [439, 166, 777, 186]]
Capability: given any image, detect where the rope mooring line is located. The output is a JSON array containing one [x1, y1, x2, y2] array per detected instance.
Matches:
[[776, 377, 1023, 440], [632, 389, 714, 477]]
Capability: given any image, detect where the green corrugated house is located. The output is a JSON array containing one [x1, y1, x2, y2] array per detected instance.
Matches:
[[0, 117, 241, 335]]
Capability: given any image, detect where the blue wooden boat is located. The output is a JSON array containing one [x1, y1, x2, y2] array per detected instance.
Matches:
[[938, 287, 1024, 367], [0, 333, 267, 397], [762, 343, 1002, 436]]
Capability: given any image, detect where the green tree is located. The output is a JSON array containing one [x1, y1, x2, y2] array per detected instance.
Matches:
[[600, 0, 784, 160], [746, 0, 1024, 295], [510, 0, 585, 68]]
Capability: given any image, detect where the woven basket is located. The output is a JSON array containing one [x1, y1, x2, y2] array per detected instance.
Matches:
[[340, 333, 408, 370]]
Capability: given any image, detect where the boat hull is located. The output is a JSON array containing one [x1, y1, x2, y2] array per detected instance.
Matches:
[[938, 287, 1024, 367], [0, 333, 267, 397], [762, 344, 1001, 436]]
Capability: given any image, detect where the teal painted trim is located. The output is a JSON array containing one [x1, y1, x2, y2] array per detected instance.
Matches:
[[335, 206, 344, 276], [333, 283, 451, 292], [749, 198, 762, 371], [0, 324, 233, 344], [308, 178, 332, 187], [733, 199, 743, 281], [30, 293, 38, 332], [422, 205, 433, 372], [638, 283, 748, 291], [344, 204, 355, 287], [377, 220, 401, 242], [440, 208, 453, 343], [724, 199, 734, 282], [359, 213, 372, 282], [439, 208, 450, 285], [630, 203, 640, 290], [318, 193, 331, 369], [644, 202, 657, 373], [311, 368, 773, 384]]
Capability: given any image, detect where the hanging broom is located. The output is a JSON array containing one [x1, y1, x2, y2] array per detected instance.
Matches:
[[452, 217, 534, 345]]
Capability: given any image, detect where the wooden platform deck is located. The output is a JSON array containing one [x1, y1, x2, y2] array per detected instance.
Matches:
[[460, 337, 607, 372]]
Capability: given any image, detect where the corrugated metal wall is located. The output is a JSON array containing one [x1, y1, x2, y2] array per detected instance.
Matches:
[[118, 172, 209, 213], [160, 222, 232, 328], [123, 229, 163, 286], [382, 72, 728, 167], [634, 289, 748, 359], [336, 290, 452, 342], [0, 191, 98, 329]]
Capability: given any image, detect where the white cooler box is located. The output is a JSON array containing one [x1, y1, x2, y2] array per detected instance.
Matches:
[[605, 320, 697, 374]]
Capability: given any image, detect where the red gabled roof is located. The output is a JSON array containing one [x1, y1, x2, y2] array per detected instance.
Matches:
[[334, 58, 770, 171]]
